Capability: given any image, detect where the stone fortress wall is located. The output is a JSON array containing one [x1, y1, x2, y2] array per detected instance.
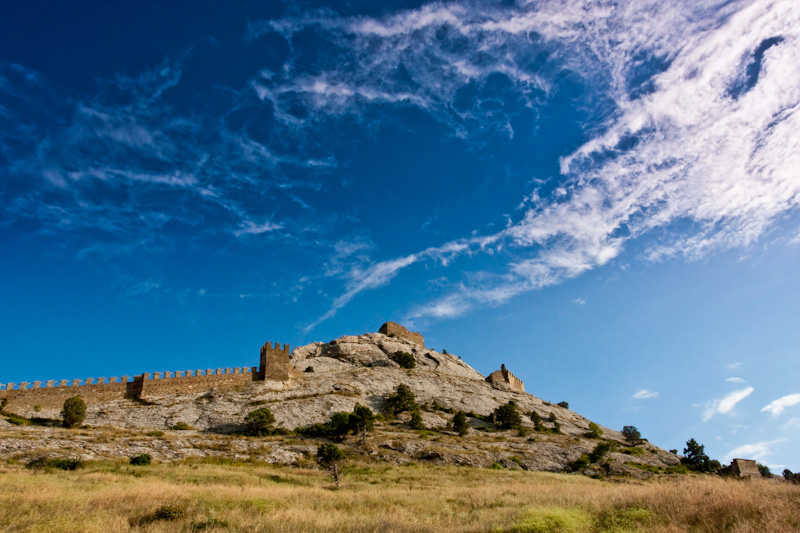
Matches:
[[0, 340, 290, 411], [379, 322, 425, 348], [486, 364, 525, 393]]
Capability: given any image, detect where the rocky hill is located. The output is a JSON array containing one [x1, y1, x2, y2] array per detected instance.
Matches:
[[0, 326, 681, 477]]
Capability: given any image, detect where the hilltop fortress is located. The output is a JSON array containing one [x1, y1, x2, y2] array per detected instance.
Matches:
[[0, 322, 523, 412]]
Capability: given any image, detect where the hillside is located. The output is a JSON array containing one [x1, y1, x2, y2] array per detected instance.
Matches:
[[0, 325, 680, 477]]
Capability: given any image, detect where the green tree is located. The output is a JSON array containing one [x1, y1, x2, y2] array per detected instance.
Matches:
[[757, 463, 772, 477], [493, 401, 522, 430], [453, 411, 469, 436], [61, 396, 86, 428], [557, 401, 569, 409], [586, 422, 603, 439], [316, 443, 346, 487], [389, 351, 416, 369], [409, 408, 425, 430], [681, 438, 719, 472], [530, 410, 544, 431], [385, 384, 417, 414], [245, 407, 276, 436], [328, 412, 352, 441], [349, 403, 375, 444], [621, 425, 642, 445], [589, 441, 616, 463]]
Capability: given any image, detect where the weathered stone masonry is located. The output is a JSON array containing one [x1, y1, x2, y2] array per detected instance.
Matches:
[[486, 364, 525, 393], [379, 321, 425, 348], [0, 341, 291, 411]]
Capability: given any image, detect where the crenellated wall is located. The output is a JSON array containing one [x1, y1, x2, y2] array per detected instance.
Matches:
[[485, 364, 525, 393], [1, 339, 292, 412]]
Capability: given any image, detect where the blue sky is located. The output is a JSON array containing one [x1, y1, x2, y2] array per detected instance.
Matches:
[[2, 0, 799, 470]]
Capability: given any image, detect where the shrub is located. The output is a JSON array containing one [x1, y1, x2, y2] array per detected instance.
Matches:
[[530, 410, 544, 431], [245, 407, 276, 436], [26, 457, 83, 470], [385, 384, 417, 414], [557, 401, 569, 409], [61, 396, 86, 428], [589, 441, 616, 463], [0, 398, 7, 413], [409, 408, 425, 430], [130, 454, 152, 466], [548, 412, 557, 423], [553, 421, 562, 434], [669, 449, 678, 455], [585, 422, 603, 439], [317, 443, 346, 486], [146, 430, 165, 438], [757, 463, 772, 477], [328, 412, 352, 441], [172, 422, 193, 431], [453, 411, 469, 436], [570, 454, 591, 471], [681, 438, 719, 472], [389, 351, 416, 369], [305, 366, 314, 372], [493, 401, 522, 430], [350, 403, 375, 444], [152, 504, 186, 521], [622, 425, 642, 445]]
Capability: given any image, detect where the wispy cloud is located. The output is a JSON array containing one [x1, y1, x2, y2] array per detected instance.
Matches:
[[573, 298, 586, 305], [701, 386, 755, 422], [633, 389, 659, 400], [760, 393, 800, 418], [723, 439, 787, 463], [726, 377, 746, 383]]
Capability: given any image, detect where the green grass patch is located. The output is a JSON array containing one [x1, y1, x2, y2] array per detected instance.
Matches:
[[498, 506, 595, 533]]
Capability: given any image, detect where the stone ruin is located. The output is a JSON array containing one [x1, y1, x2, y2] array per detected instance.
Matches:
[[486, 364, 525, 393], [730, 458, 761, 478], [379, 321, 425, 348]]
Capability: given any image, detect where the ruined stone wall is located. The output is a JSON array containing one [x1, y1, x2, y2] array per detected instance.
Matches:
[[0, 367, 259, 411], [379, 322, 425, 348], [485, 364, 525, 393], [731, 458, 760, 477], [260, 342, 290, 381]]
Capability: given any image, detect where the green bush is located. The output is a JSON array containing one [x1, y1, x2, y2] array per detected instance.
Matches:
[[146, 430, 165, 438], [570, 454, 591, 471], [172, 422, 193, 431], [589, 441, 616, 463], [409, 409, 425, 430], [130, 454, 152, 466], [453, 411, 469, 436], [385, 384, 417, 414], [328, 412, 352, 441], [350, 403, 375, 443], [26, 457, 83, 470], [622, 425, 642, 445], [557, 401, 569, 409], [389, 351, 416, 369], [317, 443, 346, 486], [61, 396, 86, 428], [530, 410, 544, 431], [245, 407, 276, 436], [585, 422, 603, 439], [493, 401, 522, 430]]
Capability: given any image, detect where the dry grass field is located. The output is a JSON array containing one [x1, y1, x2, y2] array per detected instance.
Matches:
[[1, 459, 798, 532]]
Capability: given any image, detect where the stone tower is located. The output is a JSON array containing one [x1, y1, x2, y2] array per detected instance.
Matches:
[[259, 341, 291, 381]]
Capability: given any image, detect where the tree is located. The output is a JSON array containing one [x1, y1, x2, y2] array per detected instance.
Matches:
[[557, 401, 569, 409], [681, 438, 719, 472], [453, 411, 469, 436], [328, 412, 352, 441], [589, 441, 616, 463], [316, 443, 346, 487], [349, 403, 375, 444], [493, 401, 522, 430], [530, 410, 544, 432], [621, 425, 642, 445], [61, 396, 86, 428], [385, 384, 417, 414], [409, 408, 425, 430], [245, 407, 276, 436], [388, 351, 416, 369], [757, 463, 772, 477], [586, 422, 603, 439]]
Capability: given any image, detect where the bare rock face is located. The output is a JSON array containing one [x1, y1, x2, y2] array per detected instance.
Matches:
[[0, 329, 681, 476]]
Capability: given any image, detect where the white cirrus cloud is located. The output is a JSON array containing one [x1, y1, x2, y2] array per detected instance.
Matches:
[[723, 439, 787, 463], [633, 389, 659, 400], [760, 393, 800, 418], [702, 387, 755, 422], [726, 377, 746, 383]]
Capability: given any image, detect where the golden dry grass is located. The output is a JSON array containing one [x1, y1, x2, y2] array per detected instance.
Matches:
[[0, 460, 798, 532]]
